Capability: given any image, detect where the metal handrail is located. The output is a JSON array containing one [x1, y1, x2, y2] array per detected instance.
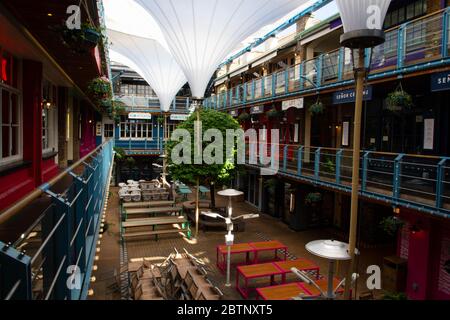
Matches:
[[0, 139, 112, 226]]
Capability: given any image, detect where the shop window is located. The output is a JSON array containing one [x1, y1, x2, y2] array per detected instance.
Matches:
[[119, 115, 153, 140], [42, 79, 58, 154], [104, 123, 114, 138], [384, 0, 427, 29], [1, 87, 21, 164]]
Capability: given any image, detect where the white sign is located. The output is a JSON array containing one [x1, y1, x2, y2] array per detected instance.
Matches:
[[424, 119, 435, 150], [342, 121, 350, 147], [170, 114, 189, 121], [129, 112, 152, 120], [282, 98, 304, 111]]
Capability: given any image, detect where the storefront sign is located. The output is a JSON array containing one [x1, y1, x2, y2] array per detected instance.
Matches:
[[250, 106, 264, 114], [332, 86, 372, 105], [170, 114, 189, 121], [282, 98, 304, 111], [431, 71, 450, 92], [424, 118, 435, 150], [129, 112, 152, 120]]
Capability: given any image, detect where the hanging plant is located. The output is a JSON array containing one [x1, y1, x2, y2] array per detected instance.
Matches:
[[379, 216, 405, 236], [266, 108, 281, 119], [305, 192, 322, 206], [52, 22, 103, 54], [308, 98, 325, 116], [264, 178, 279, 194], [237, 111, 250, 123], [157, 116, 165, 125], [87, 77, 112, 101], [386, 83, 414, 112], [323, 158, 335, 174]]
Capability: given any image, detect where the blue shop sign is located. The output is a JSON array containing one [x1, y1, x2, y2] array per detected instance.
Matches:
[[333, 86, 373, 105], [431, 71, 450, 92]]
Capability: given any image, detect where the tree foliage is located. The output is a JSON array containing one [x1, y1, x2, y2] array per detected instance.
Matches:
[[166, 109, 242, 186]]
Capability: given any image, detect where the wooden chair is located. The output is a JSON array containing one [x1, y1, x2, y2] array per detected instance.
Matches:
[[134, 284, 163, 301]]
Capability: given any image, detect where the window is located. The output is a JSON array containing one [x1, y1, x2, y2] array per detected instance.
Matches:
[[384, 0, 427, 29], [119, 115, 153, 140], [42, 79, 58, 153], [104, 123, 114, 138], [1, 88, 21, 164]]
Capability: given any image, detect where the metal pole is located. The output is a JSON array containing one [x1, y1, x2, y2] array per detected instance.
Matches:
[[344, 47, 365, 299], [195, 105, 201, 239], [226, 196, 233, 287], [327, 260, 335, 300]]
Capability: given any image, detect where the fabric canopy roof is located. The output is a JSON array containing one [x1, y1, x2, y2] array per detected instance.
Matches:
[[108, 29, 187, 112], [135, 0, 309, 98]]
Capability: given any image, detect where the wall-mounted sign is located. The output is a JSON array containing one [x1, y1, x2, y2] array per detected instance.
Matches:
[[424, 118, 435, 150], [250, 105, 264, 114], [229, 110, 238, 118], [282, 98, 304, 111], [342, 121, 350, 147], [96, 123, 102, 136], [333, 86, 372, 105], [431, 71, 450, 92], [129, 112, 152, 120], [170, 114, 189, 121]]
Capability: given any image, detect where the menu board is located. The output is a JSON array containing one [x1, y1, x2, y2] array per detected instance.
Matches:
[[438, 237, 450, 295]]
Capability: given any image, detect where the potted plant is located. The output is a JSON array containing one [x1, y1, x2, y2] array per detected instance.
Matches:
[[266, 108, 281, 119], [379, 216, 405, 236], [238, 111, 250, 123], [323, 157, 335, 174], [308, 98, 325, 116], [87, 77, 112, 101], [305, 192, 322, 206], [386, 84, 413, 112], [54, 22, 103, 53]]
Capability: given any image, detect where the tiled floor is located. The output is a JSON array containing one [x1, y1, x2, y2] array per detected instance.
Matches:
[[90, 186, 395, 300]]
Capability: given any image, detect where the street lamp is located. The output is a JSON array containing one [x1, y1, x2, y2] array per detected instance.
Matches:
[[335, 0, 392, 299]]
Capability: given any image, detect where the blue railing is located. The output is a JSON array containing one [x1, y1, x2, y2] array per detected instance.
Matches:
[[204, 8, 450, 110], [0, 140, 114, 300], [245, 143, 450, 219], [116, 95, 192, 114], [115, 138, 165, 155]]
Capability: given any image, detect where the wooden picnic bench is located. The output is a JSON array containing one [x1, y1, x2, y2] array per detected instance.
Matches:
[[122, 216, 190, 241], [123, 206, 183, 220], [123, 201, 175, 209]]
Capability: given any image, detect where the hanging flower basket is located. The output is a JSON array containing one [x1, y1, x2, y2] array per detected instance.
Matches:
[[379, 216, 405, 236], [237, 111, 250, 123], [308, 98, 325, 116], [53, 22, 103, 54], [305, 192, 322, 206], [266, 108, 281, 119], [386, 84, 413, 112], [87, 77, 112, 101]]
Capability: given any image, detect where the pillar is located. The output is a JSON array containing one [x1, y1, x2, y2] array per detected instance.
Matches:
[[57, 87, 68, 167]]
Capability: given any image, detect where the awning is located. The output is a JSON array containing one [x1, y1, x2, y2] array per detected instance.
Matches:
[[229, 65, 250, 78], [251, 51, 278, 69]]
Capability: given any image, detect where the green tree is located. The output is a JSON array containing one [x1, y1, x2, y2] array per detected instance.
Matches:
[[166, 109, 242, 236]]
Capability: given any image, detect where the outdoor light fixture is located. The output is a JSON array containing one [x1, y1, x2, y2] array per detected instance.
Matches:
[[336, 0, 392, 299]]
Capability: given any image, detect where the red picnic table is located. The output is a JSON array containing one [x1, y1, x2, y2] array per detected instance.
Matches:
[[236, 258, 320, 299], [216, 240, 288, 273]]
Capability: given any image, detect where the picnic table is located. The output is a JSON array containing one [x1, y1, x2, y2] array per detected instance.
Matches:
[[235, 258, 320, 299], [123, 206, 183, 220], [122, 216, 190, 241], [216, 241, 288, 274], [299, 277, 344, 297], [256, 282, 312, 300], [123, 201, 175, 209]]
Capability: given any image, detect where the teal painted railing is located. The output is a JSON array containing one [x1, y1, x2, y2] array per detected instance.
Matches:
[[245, 143, 450, 219], [0, 140, 114, 300], [204, 8, 450, 110]]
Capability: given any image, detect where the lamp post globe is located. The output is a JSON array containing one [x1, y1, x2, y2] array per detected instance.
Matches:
[[335, 0, 392, 299]]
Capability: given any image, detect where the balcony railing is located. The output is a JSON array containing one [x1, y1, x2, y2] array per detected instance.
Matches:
[[116, 95, 193, 114], [0, 140, 114, 300], [244, 142, 450, 218], [204, 8, 450, 110], [115, 137, 165, 155]]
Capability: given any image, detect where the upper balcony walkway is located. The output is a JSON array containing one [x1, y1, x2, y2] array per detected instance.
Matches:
[[115, 95, 193, 114], [245, 143, 450, 220], [204, 8, 450, 109], [0, 140, 114, 300]]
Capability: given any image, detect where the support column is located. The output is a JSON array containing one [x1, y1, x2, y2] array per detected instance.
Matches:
[[57, 87, 69, 168], [304, 109, 311, 163]]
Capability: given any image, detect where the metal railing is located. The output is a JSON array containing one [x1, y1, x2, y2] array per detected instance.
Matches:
[[203, 8, 450, 110], [0, 140, 114, 300], [115, 95, 192, 114], [244, 142, 450, 218], [115, 137, 165, 155]]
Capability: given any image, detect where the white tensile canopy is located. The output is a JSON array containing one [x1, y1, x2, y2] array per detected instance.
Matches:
[[135, 0, 310, 99], [336, 0, 392, 33], [108, 29, 187, 112]]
